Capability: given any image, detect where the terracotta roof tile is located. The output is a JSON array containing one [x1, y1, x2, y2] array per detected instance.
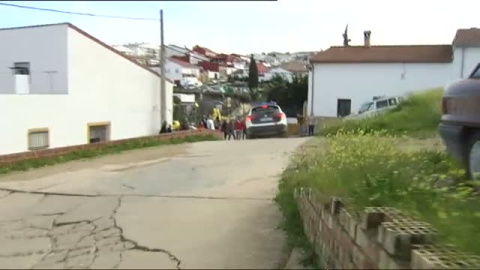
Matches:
[[453, 28, 480, 47], [311, 45, 453, 63]]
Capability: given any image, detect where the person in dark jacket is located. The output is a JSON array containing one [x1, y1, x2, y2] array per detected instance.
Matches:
[[221, 120, 228, 140], [226, 119, 236, 140]]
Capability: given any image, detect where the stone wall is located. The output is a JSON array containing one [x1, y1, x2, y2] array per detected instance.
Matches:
[[0, 130, 222, 165], [294, 187, 480, 269]]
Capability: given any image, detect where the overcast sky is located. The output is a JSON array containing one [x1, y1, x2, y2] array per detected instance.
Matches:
[[1, 0, 479, 55]]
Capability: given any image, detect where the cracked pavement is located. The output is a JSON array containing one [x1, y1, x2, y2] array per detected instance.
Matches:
[[0, 138, 309, 269]]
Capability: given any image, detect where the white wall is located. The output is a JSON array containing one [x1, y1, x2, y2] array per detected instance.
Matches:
[[0, 24, 68, 94], [453, 47, 480, 79], [0, 25, 173, 155], [165, 61, 183, 82], [310, 62, 454, 117]]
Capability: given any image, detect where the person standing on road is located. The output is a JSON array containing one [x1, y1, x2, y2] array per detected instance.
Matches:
[[308, 116, 315, 136], [234, 118, 243, 140], [226, 119, 236, 140], [242, 118, 247, 140], [206, 116, 215, 130], [221, 120, 228, 140]]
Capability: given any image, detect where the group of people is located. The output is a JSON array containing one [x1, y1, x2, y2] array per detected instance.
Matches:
[[221, 117, 247, 140]]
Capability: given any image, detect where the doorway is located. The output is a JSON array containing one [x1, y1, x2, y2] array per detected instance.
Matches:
[[337, 99, 351, 117]]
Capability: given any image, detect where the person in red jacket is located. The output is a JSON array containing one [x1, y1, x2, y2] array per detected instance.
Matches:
[[241, 118, 247, 140], [234, 118, 243, 140]]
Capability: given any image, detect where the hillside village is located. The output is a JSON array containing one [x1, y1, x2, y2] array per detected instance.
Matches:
[[112, 43, 313, 89]]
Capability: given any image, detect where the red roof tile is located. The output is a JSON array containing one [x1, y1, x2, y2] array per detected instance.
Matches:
[[311, 45, 453, 63]]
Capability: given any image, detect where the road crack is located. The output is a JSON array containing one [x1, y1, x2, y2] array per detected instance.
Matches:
[[112, 195, 182, 269]]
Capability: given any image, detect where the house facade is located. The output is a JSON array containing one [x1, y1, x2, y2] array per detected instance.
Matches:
[[163, 58, 201, 86], [307, 28, 480, 118], [0, 23, 174, 155]]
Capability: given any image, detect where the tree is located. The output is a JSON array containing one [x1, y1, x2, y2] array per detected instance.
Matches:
[[248, 54, 259, 93]]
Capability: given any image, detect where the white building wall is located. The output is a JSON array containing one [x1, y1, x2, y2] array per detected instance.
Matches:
[[310, 62, 454, 117], [263, 68, 293, 82], [0, 25, 173, 155], [0, 24, 68, 94], [453, 47, 480, 79], [165, 61, 182, 82]]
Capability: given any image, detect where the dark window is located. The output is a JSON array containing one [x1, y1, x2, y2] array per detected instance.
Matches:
[[12, 62, 30, 75], [337, 99, 351, 117], [376, 100, 389, 109], [388, 98, 398, 106], [471, 64, 480, 79], [251, 105, 279, 114]]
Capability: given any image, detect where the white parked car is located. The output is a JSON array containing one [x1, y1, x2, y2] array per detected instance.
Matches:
[[344, 96, 404, 120], [245, 102, 288, 139]]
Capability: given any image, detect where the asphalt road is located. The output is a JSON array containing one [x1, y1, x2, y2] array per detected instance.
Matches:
[[0, 137, 309, 269]]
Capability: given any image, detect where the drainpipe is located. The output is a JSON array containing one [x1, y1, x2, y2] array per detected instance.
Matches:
[[307, 61, 315, 117]]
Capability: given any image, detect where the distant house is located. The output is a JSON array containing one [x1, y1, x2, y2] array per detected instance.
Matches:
[[256, 62, 270, 76], [279, 61, 309, 76], [192, 45, 217, 59], [112, 45, 135, 56], [0, 23, 174, 155], [263, 67, 293, 82], [308, 28, 480, 119], [200, 62, 220, 80], [158, 58, 201, 87]]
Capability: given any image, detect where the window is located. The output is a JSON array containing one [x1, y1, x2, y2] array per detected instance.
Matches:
[[88, 122, 110, 144], [359, 102, 374, 114], [28, 128, 49, 150], [337, 99, 351, 117], [388, 98, 398, 106], [470, 64, 480, 79], [376, 100, 389, 109]]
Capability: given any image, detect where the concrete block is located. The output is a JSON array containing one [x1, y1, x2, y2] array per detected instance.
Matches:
[[379, 249, 410, 269], [411, 245, 480, 270], [380, 221, 437, 260], [352, 245, 366, 268]]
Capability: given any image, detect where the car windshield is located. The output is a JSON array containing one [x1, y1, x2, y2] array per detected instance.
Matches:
[[358, 102, 374, 114]]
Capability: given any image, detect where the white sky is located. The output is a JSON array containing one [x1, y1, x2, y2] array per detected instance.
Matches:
[[1, 0, 480, 55]]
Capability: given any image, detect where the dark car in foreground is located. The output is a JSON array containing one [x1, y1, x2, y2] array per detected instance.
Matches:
[[438, 64, 480, 179]]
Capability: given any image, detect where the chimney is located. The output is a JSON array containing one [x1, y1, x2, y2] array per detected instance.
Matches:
[[364, 31, 372, 47]]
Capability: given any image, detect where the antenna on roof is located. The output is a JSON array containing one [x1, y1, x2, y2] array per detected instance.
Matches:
[[343, 24, 351, 47]]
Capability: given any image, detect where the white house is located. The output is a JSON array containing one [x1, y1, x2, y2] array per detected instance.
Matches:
[[263, 67, 293, 82], [307, 28, 480, 118], [161, 58, 201, 86], [0, 23, 174, 155], [112, 45, 135, 56]]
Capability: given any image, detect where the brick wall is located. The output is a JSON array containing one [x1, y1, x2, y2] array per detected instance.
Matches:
[[0, 130, 222, 165], [294, 187, 480, 269]]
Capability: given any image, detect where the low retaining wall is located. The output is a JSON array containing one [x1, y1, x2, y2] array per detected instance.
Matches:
[[0, 130, 222, 165], [294, 187, 480, 269]]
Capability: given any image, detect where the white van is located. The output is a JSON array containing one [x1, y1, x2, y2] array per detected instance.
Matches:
[[345, 96, 404, 120]]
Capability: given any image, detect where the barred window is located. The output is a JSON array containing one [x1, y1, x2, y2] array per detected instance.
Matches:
[[28, 129, 49, 150]]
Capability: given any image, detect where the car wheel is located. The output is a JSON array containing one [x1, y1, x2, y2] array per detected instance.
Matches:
[[467, 132, 480, 180]]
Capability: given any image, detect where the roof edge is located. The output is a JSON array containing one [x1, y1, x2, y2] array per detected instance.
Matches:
[[66, 23, 173, 83]]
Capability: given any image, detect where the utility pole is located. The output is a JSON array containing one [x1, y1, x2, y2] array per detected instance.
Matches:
[[159, 9, 167, 127]]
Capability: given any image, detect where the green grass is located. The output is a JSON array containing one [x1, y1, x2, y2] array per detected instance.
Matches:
[[279, 133, 480, 256], [0, 134, 219, 175], [320, 88, 444, 138], [277, 87, 480, 257]]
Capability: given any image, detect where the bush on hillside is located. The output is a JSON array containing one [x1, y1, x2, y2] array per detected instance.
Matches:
[[319, 88, 444, 137]]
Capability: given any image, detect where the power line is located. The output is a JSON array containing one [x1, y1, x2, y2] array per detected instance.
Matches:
[[0, 2, 158, 21]]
